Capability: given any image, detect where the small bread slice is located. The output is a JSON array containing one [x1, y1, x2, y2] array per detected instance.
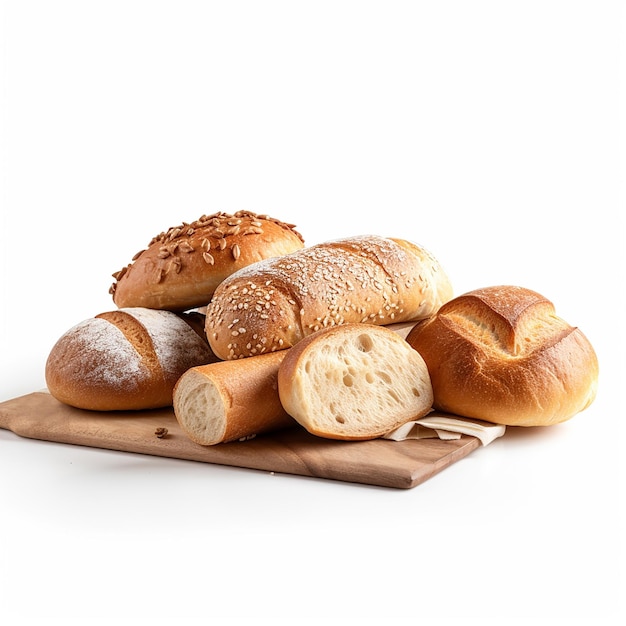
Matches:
[[277, 324, 434, 440]]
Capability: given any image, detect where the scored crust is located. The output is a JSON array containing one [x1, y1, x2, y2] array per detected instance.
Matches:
[[405, 285, 599, 427], [45, 308, 217, 411], [110, 210, 305, 311]]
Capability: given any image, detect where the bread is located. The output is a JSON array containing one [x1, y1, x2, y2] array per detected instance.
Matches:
[[45, 308, 218, 411], [405, 285, 599, 427], [277, 324, 434, 440], [173, 351, 294, 445], [205, 235, 453, 360], [110, 210, 305, 312]]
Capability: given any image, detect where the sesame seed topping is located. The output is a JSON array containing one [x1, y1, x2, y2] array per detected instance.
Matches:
[[205, 235, 448, 358]]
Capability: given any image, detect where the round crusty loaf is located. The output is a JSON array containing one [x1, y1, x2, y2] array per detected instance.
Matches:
[[173, 351, 294, 445], [45, 308, 218, 411], [405, 285, 599, 427], [277, 323, 434, 440], [205, 235, 453, 360], [110, 210, 305, 311]]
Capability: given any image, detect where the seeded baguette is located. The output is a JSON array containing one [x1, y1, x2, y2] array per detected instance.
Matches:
[[45, 308, 218, 411], [110, 210, 305, 312], [277, 324, 434, 440], [205, 235, 453, 360], [405, 285, 599, 427], [173, 351, 295, 445]]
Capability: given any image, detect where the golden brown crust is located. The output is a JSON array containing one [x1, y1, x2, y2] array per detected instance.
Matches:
[[405, 285, 599, 427], [205, 235, 453, 360], [110, 211, 305, 312], [45, 308, 218, 411], [173, 351, 294, 445]]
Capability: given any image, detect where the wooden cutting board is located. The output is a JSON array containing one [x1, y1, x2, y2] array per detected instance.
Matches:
[[0, 391, 481, 489]]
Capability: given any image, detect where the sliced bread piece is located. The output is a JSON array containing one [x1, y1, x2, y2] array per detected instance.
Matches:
[[277, 323, 434, 440]]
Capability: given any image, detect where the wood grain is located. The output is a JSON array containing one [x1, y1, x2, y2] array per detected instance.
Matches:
[[0, 392, 481, 489]]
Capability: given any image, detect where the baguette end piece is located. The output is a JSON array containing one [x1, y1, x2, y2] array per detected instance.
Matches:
[[173, 369, 228, 445], [173, 351, 293, 445]]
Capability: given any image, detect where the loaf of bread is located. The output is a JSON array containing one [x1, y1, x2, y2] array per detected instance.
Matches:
[[405, 285, 599, 427], [45, 308, 218, 411], [173, 351, 294, 445], [278, 324, 434, 440], [110, 210, 305, 311], [205, 235, 453, 360]]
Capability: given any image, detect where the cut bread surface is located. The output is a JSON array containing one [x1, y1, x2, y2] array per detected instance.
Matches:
[[278, 324, 433, 440], [173, 369, 227, 444]]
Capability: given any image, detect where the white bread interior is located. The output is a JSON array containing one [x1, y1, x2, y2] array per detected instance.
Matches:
[[278, 323, 433, 440]]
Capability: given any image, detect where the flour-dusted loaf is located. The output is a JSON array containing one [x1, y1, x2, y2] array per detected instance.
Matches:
[[205, 235, 453, 360], [405, 285, 599, 427], [45, 308, 218, 411], [277, 324, 434, 440], [110, 211, 305, 311], [173, 351, 294, 445]]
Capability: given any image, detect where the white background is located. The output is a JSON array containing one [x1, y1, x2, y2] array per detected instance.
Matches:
[[1, 1, 624, 624]]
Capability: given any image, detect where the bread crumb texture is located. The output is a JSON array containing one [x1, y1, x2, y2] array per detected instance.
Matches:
[[279, 324, 433, 440], [173, 369, 227, 444]]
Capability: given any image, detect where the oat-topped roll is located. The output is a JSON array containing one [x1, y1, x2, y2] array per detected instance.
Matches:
[[110, 211, 305, 311], [205, 235, 453, 360]]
